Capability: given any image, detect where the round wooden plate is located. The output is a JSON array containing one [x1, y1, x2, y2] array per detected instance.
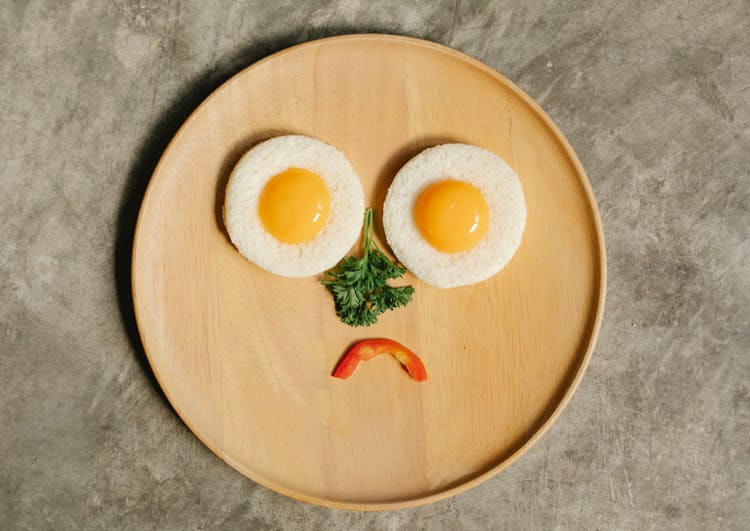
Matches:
[[132, 35, 606, 510]]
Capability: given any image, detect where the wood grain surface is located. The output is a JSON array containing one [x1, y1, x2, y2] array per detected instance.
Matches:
[[132, 35, 606, 510]]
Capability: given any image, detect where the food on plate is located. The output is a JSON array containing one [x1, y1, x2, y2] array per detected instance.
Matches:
[[332, 339, 427, 381], [224, 135, 365, 277], [383, 143, 526, 288], [321, 208, 414, 327]]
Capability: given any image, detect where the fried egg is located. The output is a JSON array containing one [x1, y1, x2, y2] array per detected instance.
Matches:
[[224, 135, 364, 277], [383, 144, 526, 288]]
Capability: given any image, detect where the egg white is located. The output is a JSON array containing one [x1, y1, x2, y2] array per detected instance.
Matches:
[[224, 135, 364, 277], [383, 144, 526, 288]]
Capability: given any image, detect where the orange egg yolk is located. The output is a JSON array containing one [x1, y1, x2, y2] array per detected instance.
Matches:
[[259, 168, 331, 244], [415, 180, 489, 253]]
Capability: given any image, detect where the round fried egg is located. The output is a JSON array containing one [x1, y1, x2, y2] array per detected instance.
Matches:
[[224, 135, 364, 277], [383, 144, 526, 288]]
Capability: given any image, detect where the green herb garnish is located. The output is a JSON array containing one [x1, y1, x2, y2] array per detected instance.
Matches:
[[321, 208, 414, 327]]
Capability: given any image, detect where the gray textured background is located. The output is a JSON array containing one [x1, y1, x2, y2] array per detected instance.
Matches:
[[2, 0, 748, 529]]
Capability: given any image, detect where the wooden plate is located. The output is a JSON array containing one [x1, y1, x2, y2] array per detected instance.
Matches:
[[132, 35, 606, 510]]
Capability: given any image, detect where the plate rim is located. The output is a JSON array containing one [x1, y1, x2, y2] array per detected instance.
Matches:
[[131, 33, 607, 511]]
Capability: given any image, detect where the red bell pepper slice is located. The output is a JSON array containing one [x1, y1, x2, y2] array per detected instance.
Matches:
[[332, 339, 427, 381]]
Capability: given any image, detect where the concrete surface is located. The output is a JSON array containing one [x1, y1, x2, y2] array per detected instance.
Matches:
[[1, 0, 748, 529]]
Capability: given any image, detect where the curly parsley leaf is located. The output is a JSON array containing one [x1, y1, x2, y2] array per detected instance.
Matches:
[[321, 209, 415, 327]]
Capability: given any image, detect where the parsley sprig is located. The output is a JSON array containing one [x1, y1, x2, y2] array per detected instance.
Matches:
[[321, 208, 414, 327]]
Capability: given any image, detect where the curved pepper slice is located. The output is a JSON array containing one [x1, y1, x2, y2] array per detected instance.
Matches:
[[332, 339, 427, 381]]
